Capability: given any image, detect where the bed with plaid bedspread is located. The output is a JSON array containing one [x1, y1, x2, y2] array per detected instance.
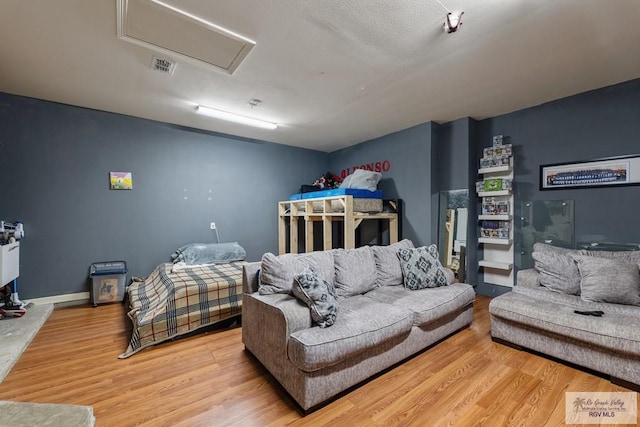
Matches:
[[120, 261, 243, 358]]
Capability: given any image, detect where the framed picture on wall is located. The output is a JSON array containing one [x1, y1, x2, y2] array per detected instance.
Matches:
[[540, 155, 640, 190], [110, 172, 133, 190]]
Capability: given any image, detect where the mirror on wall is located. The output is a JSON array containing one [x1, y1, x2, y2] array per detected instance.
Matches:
[[438, 189, 469, 282]]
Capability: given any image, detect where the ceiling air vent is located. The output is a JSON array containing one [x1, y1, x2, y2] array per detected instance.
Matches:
[[117, 0, 255, 75], [151, 56, 176, 75]]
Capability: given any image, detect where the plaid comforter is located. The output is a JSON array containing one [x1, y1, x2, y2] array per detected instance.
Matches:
[[120, 261, 243, 358]]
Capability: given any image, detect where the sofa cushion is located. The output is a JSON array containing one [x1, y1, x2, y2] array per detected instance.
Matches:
[[363, 283, 475, 326], [579, 249, 640, 264], [570, 254, 640, 306], [292, 271, 338, 328], [397, 245, 450, 290], [532, 242, 578, 255], [333, 247, 377, 297], [259, 251, 334, 295], [490, 290, 640, 356], [371, 239, 415, 286], [532, 251, 581, 295], [287, 295, 413, 372]]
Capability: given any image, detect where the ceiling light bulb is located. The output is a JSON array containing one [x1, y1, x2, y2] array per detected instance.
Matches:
[[196, 105, 278, 130]]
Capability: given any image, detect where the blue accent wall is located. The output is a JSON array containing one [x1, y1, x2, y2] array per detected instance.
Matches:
[[3, 77, 640, 299], [475, 78, 640, 296], [432, 117, 479, 286], [0, 93, 328, 299], [329, 123, 434, 247]]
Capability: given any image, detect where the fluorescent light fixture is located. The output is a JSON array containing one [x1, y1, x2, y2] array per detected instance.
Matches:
[[196, 105, 278, 130]]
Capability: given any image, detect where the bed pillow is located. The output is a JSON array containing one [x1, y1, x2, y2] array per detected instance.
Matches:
[[293, 271, 338, 328], [259, 251, 334, 295], [170, 242, 246, 265], [569, 254, 640, 306], [532, 251, 581, 295], [371, 239, 415, 286], [339, 168, 382, 191], [397, 245, 450, 290], [333, 246, 377, 297]]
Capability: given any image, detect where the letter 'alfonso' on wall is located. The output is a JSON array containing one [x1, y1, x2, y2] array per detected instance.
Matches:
[[341, 160, 391, 178]]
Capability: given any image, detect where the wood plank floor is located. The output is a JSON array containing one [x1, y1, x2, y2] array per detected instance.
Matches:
[[0, 295, 636, 426]]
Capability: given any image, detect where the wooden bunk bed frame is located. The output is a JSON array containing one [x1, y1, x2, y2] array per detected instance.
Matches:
[[278, 195, 399, 254]]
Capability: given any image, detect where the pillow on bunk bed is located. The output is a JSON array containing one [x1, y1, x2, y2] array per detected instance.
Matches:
[[339, 169, 381, 191], [171, 242, 246, 265]]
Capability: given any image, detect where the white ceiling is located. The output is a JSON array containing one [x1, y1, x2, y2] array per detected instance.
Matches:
[[1, 0, 640, 153]]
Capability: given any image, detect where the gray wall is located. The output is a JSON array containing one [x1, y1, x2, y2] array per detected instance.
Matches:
[[0, 93, 328, 299], [433, 118, 473, 192], [4, 77, 640, 300], [329, 123, 434, 247], [328, 78, 640, 297], [475, 78, 640, 295], [432, 118, 478, 286]]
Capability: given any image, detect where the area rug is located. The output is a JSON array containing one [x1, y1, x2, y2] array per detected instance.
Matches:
[[0, 401, 95, 427], [0, 304, 53, 382]]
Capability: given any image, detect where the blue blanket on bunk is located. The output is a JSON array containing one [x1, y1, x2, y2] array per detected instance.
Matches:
[[289, 188, 382, 200]]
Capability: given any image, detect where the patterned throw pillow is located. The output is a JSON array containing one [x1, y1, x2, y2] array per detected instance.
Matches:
[[293, 271, 338, 327], [397, 245, 449, 290]]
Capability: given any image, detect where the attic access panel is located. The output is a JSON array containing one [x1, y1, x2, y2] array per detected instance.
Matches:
[[116, 0, 255, 74]]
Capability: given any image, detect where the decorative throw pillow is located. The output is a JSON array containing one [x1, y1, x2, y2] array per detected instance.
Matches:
[[397, 245, 449, 290], [532, 251, 581, 295], [293, 271, 338, 327], [333, 246, 377, 297], [569, 254, 640, 306], [371, 239, 415, 286], [259, 251, 334, 295]]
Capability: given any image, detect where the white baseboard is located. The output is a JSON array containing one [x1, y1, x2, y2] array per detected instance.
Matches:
[[27, 292, 90, 306]]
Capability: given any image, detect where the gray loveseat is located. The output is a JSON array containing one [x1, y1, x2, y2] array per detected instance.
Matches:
[[489, 243, 640, 390], [242, 240, 475, 411]]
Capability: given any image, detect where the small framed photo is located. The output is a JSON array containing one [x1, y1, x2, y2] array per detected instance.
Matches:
[[110, 172, 133, 190]]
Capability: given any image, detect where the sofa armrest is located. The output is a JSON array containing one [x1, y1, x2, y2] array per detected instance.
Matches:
[[243, 262, 261, 294], [243, 292, 312, 343], [242, 292, 313, 374], [253, 293, 313, 334], [517, 268, 540, 289]]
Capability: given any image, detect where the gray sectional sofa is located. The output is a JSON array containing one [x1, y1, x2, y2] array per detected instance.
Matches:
[[490, 243, 640, 390], [242, 240, 475, 411]]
